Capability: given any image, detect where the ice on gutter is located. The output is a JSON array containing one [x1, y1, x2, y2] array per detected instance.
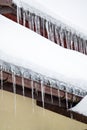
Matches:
[[0, 15, 87, 97], [70, 95, 87, 116], [12, 0, 87, 40]]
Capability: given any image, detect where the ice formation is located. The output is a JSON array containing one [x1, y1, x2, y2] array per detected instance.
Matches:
[[12, 0, 87, 54]]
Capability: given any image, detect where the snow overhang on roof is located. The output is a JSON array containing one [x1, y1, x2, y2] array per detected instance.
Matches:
[[0, 14, 87, 98], [71, 95, 87, 117], [12, 0, 87, 40]]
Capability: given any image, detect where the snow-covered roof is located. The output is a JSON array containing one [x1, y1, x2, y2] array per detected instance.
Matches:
[[71, 95, 87, 116], [0, 14, 87, 96], [12, 0, 87, 39]]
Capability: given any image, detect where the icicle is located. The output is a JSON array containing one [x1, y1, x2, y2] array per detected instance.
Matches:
[[0, 65, 3, 90], [70, 32, 74, 50], [41, 18, 45, 37], [31, 79, 35, 112], [1, 69, 3, 90], [85, 40, 87, 54], [83, 40, 86, 54], [78, 38, 83, 53], [28, 12, 32, 29], [72, 88, 76, 102], [22, 76, 25, 96], [46, 21, 55, 42], [17, 6, 21, 23], [12, 72, 16, 94], [46, 21, 49, 39], [23, 10, 26, 26], [65, 87, 68, 109], [28, 12, 35, 31], [60, 29, 65, 47], [31, 79, 34, 100], [50, 24, 55, 42], [54, 26, 60, 45], [57, 89, 61, 107], [31, 14, 35, 31], [41, 80, 45, 108], [65, 31, 71, 49], [73, 34, 79, 51], [48, 22, 52, 40], [50, 85, 53, 104], [46, 21, 51, 40], [35, 15, 40, 34]]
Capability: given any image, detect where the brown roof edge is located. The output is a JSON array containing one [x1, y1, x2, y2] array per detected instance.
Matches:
[[1, 71, 82, 103]]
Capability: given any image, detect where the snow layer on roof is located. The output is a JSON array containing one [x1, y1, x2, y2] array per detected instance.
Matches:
[[71, 95, 87, 116], [12, 0, 87, 39], [0, 15, 87, 92]]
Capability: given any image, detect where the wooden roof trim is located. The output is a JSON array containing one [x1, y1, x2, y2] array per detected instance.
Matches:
[[1, 71, 82, 104]]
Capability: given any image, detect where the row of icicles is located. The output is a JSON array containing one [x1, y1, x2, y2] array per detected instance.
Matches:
[[16, 6, 87, 54], [1, 62, 87, 119], [0, 64, 75, 111]]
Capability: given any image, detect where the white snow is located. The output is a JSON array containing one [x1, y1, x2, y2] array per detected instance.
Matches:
[[71, 95, 87, 116], [0, 14, 87, 93], [12, 0, 87, 39]]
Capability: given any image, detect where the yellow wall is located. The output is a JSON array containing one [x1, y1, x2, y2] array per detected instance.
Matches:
[[0, 90, 87, 130]]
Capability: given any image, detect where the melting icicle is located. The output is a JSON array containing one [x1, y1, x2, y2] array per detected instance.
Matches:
[[22, 76, 25, 96], [78, 38, 83, 53], [31, 14, 35, 31], [31, 79, 34, 100], [0, 65, 3, 90], [50, 85, 53, 104], [41, 80, 45, 108], [17, 6, 21, 23], [85, 41, 87, 54], [60, 29, 65, 47], [28, 12, 32, 30], [35, 15, 40, 34], [48, 22, 51, 40], [46, 22, 55, 42], [72, 88, 76, 102], [23, 10, 26, 26], [31, 79, 35, 112], [65, 31, 71, 49], [73, 34, 79, 51], [70, 32, 74, 50], [46, 21, 51, 40], [57, 89, 61, 107], [65, 87, 68, 109], [12, 72, 16, 94], [83, 40, 86, 54], [50, 24, 55, 42], [54, 26, 60, 45], [41, 18, 45, 37]]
